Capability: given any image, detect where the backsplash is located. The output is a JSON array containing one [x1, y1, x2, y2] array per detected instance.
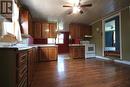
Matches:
[[69, 38, 80, 44], [33, 38, 47, 44]]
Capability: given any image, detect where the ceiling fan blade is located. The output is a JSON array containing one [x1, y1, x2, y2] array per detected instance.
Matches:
[[80, 4, 92, 7], [63, 5, 72, 7]]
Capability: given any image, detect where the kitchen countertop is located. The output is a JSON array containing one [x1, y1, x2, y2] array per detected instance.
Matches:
[[0, 44, 58, 51], [69, 44, 85, 46], [37, 44, 58, 47], [0, 45, 33, 51]]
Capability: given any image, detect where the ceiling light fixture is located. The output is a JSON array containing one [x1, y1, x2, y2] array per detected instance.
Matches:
[[63, 0, 92, 14], [72, 6, 80, 14], [69, 0, 79, 5]]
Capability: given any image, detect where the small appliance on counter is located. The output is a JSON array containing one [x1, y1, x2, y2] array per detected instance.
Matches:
[[20, 34, 33, 44], [80, 41, 96, 58]]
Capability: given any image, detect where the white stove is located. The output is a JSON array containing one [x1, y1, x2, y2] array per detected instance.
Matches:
[[85, 44, 95, 58], [80, 41, 96, 58]]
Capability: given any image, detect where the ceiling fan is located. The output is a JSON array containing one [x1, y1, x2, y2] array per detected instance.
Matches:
[[63, 0, 92, 14]]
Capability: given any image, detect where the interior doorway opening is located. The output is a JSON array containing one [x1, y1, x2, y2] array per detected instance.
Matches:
[[103, 14, 121, 59]]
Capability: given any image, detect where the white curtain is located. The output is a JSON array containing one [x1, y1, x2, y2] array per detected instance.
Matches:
[[12, 0, 22, 41], [0, 22, 6, 36]]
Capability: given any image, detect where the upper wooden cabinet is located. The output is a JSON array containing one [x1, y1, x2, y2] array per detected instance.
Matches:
[[41, 23, 49, 38], [69, 24, 80, 39], [69, 23, 92, 39], [49, 23, 57, 38], [34, 22, 42, 38], [33, 22, 57, 38], [19, 8, 33, 36], [80, 25, 92, 38]]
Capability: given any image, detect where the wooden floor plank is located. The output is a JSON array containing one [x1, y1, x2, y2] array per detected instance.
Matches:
[[31, 56, 130, 87]]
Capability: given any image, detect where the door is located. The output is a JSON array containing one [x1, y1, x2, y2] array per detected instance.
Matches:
[[56, 32, 69, 54], [104, 15, 120, 58]]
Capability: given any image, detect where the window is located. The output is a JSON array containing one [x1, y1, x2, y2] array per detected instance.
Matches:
[[47, 33, 64, 44], [56, 33, 64, 44], [47, 38, 55, 44], [3, 21, 13, 34]]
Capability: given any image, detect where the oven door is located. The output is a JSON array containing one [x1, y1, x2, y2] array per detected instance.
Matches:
[[85, 44, 96, 58], [85, 44, 95, 53]]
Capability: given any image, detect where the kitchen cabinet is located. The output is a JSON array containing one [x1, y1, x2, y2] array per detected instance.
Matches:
[[28, 13, 33, 37], [69, 23, 92, 39], [17, 50, 28, 87], [33, 22, 57, 38], [69, 46, 85, 59], [19, 8, 33, 37], [48, 47, 58, 60], [80, 25, 92, 38], [34, 22, 42, 38], [39, 46, 58, 62], [49, 23, 57, 38], [0, 48, 28, 87], [69, 24, 80, 39], [0, 47, 38, 87], [27, 47, 37, 87], [42, 23, 49, 38], [39, 47, 49, 61], [28, 48, 33, 87]]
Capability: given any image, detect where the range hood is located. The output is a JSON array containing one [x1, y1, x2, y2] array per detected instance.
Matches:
[[84, 35, 92, 38]]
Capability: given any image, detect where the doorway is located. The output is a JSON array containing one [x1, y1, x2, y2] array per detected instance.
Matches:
[[56, 32, 69, 54], [103, 14, 121, 59]]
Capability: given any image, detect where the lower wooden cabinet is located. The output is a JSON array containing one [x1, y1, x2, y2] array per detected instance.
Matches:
[[0, 47, 37, 87], [39, 46, 58, 62], [69, 46, 85, 59], [17, 51, 28, 87]]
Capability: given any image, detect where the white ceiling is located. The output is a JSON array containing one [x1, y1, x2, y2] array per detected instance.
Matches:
[[21, 0, 130, 25]]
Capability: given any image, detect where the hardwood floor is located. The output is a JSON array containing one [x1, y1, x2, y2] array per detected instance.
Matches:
[[31, 55, 130, 87]]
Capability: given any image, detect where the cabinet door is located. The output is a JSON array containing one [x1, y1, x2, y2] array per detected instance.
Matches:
[[79, 46, 85, 58], [69, 47, 73, 58], [49, 23, 57, 38], [42, 23, 49, 38], [48, 47, 57, 61], [73, 47, 80, 58], [80, 25, 85, 39], [80, 25, 92, 39], [28, 49, 33, 87], [28, 14, 33, 37], [69, 24, 75, 39], [17, 51, 28, 87], [75, 24, 80, 38], [39, 47, 49, 61], [34, 22, 42, 38], [69, 24, 80, 39]]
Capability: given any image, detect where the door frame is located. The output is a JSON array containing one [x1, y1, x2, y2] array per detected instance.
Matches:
[[102, 13, 122, 59]]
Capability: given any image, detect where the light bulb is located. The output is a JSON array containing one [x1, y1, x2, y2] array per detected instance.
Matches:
[[73, 6, 80, 14]]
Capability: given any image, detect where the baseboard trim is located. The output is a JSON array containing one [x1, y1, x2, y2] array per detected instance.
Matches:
[[96, 56, 130, 65]]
